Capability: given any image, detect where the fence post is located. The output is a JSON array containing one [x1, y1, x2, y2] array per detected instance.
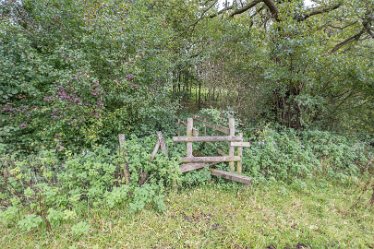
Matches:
[[187, 118, 193, 158], [118, 134, 130, 184], [157, 131, 168, 156], [229, 118, 235, 172], [237, 132, 243, 174]]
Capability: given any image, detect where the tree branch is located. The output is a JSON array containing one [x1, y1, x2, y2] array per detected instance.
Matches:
[[296, 3, 341, 21], [209, 4, 233, 18], [325, 21, 358, 30], [262, 0, 279, 22], [362, 13, 374, 38], [189, 0, 218, 33], [229, 0, 262, 17], [330, 28, 365, 53]]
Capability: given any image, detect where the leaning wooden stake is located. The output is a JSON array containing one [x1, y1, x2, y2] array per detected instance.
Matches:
[[157, 131, 168, 156], [118, 134, 130, 184], [228, 118, 235, 172], [150, 131, 168, 161], [150, 139, 160, 161]]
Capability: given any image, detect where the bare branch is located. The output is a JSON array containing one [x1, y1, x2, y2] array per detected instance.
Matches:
[[330, 28, 365, 53], [362, 14, 374, 38], [297, 3, 341, 21], [189, 0, 218, 33], [209, 4, 233, 18], [262, 0, 279, 22], [229, 0, 262, 17], [326, 21, 358, 30]]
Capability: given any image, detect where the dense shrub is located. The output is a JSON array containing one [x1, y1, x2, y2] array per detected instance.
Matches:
[[0, 135, 182, 231], [1, 127, 372, 232], [243, 128, 372, 181]]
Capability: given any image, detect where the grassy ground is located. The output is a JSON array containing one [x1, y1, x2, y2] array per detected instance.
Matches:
[[1, 179, 373, 249]]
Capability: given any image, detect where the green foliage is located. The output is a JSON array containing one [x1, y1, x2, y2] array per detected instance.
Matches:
[[71, 221, 90, 238], [2, 180, 374, 248], [17, 214, 43, 232], [0, 0, 373, 240], [0, 135, 182, 231], [244, 127, 372, 181], [0, 0, 181, 151]]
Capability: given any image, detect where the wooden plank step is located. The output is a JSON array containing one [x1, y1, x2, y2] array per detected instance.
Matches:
[[210, 169, 251, 185], [173, 136, 242, 142], [181, 156, 241, 163], [180, 162, 218, 173]]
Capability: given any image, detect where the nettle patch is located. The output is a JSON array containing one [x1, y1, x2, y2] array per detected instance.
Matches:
[[0, 135, 183, 232], [0, 129, 372, 233]]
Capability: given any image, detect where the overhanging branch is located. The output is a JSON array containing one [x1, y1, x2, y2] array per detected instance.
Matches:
[[262, 0, 279, 22], [330, 28, 365, 53], [209, 4, 233, 18], [229, 0, 262, 17], [297, 3, 341, 21]]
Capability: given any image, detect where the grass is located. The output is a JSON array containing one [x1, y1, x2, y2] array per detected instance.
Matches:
[[1, 178, 373, 249]]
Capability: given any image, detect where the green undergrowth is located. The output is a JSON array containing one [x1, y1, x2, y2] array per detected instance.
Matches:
[[1, 179, 373, 249], [1, 128, 373, 235]]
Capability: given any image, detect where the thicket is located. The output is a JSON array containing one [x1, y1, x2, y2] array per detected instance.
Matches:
[[0, 0, 373, 234], [1, 124, 372, 232]]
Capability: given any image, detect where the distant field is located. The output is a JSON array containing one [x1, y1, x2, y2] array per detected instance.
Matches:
[[1, 179, 373, 249]]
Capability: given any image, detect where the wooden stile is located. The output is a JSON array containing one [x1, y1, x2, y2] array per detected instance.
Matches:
[[172, 117, 252, 184]]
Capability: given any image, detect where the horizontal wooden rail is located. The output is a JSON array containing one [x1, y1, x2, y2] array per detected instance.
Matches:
[[210, 169, 251, 185], [181, 156, 241, 163], [173, 136, 242, 142], [180, 162, 218, 173], [231, 142, 251, 147]]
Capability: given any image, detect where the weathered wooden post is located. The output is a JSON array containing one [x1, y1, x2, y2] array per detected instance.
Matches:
[[228, 118, 235, 172], [186, 118, 193, 158], [157, 131, 168, 156], [118, 134, 130, 184], [237, 132, 243, 174]]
